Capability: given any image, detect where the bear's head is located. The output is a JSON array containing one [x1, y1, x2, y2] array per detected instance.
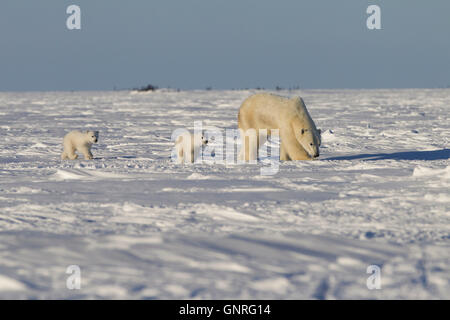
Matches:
[[194, 133, 208, 147], [297, 127, 321, 158], [201, 135, 208, 145], [86, 130, 99, 144], [292, 97, 321, 159]]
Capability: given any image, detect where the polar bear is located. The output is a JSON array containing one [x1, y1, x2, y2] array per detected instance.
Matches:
[[174, 132, 208, 164], [238, 93, 321, 161], [61, 130, 99, 160]]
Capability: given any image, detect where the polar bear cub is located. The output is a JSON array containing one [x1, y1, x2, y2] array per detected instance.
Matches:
[[175, 132, 208, 164], [61, 130, 99, 160]]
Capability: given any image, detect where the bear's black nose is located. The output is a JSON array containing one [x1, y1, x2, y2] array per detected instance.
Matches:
[[314, 153, 319, 158]]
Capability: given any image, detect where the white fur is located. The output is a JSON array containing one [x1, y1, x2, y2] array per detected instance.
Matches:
[[61, 130, 99, 160], [175, 133, 207, 164], [238, 93, 321, 161]]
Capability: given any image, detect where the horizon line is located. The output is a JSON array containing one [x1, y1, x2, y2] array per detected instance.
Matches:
[[1, 86, 450, 93]]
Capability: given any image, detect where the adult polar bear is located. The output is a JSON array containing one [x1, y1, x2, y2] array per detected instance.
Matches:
[[238, 93, 321, 161]]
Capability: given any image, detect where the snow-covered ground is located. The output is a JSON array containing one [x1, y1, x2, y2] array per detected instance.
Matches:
[[0, 89, 449, 299]]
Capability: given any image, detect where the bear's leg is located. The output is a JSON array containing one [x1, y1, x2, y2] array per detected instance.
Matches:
[[258, 132, 267, 147], [256, 130, 268, 159], [249, 136, 258, 161], [280, 144, 290, 161], [184, 141, 193, 163], [237, 127, 246, 161], [283, 134, 311, 160], [289, 145, 311, 160], [79, 147, 93, 160], [237, 135, 250, 161], [237, 134, 247, 161], [239, 129, 258, 162], [68, 153, 78, 160], [237, 145, 244, 161], [66, 145, 78, 160], [176, 144, 184, 164], [241, 135, 258, 161], [62, 140, 77, 160]]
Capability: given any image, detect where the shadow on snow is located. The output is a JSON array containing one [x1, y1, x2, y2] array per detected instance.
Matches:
[[324, 149, 449, 161]]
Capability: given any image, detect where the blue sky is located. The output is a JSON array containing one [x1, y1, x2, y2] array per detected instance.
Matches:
[[1, 0, 449, 91]]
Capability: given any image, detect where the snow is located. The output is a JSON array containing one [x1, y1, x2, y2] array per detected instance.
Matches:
[[0, 89, 449, 299]]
